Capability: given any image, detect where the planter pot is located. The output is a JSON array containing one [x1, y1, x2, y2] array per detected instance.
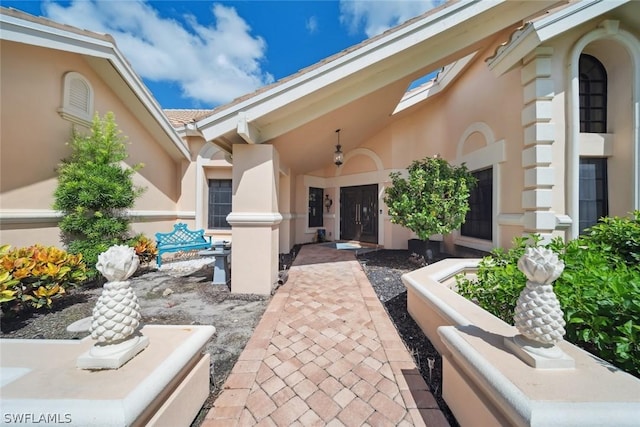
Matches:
[[408, 238, 441, 260]]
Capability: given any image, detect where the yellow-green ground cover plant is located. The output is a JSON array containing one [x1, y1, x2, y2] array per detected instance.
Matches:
[[128, 234, 158, 265], [0, 244, 87, 316], [0, 233, 157, 320], [456, 211, 640, 377]]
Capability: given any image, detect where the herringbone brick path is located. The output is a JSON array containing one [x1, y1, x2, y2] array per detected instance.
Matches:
[[202, 244, 449, 426]]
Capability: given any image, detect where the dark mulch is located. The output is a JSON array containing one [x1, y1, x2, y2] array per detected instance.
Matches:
[[356, 248, 459, 427]]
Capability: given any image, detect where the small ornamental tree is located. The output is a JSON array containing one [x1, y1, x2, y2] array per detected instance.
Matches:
[[384, 156, 477, 241], [54, 112, 144, 277]]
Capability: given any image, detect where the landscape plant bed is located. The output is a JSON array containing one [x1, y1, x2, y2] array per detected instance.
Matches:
[[1, 246, 458, 426]]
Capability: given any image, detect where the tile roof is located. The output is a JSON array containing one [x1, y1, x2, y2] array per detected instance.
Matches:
[[164, 109, 216, 127], [1, 6, 115, 44], [194, 0, 455, 120]]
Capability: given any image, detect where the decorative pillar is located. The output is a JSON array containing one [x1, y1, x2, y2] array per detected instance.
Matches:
[[521, 47, 559, 243], [227, 144, 282, 294]]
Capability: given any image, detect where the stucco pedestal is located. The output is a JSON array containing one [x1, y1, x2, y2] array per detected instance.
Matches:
[[0, 325, 215, 427], [503, 335, 575, 369], [77, 334, 150, 370]]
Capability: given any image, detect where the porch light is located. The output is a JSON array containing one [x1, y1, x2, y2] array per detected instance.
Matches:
[[324, 194, 333, 212], [334, 129, 344, 166]]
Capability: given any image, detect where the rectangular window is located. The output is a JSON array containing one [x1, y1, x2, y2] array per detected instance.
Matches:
[[208, 179, 232, 229], [461, 168, 493, 240], [308, 187, 324, 228], [579, 158, 608, 234]]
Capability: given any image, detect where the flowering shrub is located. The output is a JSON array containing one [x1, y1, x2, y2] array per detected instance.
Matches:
[[0, 244, 87, 312]]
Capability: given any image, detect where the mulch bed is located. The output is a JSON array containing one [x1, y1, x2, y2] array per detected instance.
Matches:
[[356, 249, 459, 426]]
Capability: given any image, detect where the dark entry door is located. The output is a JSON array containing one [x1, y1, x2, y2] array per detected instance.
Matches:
[[340, 184, 378, 243]]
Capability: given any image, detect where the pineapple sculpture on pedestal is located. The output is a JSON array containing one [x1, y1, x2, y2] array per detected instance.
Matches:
[[78, 245, 149, 369], [504, 246, 575, 369]]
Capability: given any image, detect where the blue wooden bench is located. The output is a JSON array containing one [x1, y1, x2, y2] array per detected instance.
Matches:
[[155, 223, 212, 267]]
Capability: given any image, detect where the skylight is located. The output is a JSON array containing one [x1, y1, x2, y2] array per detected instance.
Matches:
[[392, 51, 479, 115]]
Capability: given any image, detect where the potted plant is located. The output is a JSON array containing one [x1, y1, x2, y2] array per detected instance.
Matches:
[[384, 155, 476, 260]]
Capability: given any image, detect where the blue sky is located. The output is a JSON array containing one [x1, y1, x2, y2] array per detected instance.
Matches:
[[4, 1, 443, 109]]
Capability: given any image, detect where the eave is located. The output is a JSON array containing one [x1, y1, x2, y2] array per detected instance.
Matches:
[[487, 0, 630, 76], [0, 8, 191, 162], [196, 0, 564, 147]]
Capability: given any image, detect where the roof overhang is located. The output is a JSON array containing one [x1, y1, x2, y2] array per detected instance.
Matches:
[[487, 0, 631, 76], [195, 0, 565, 172], [0, 8, 191, 162]]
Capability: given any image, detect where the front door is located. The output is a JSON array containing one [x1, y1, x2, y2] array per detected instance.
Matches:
[[340, 184, 378, 243]]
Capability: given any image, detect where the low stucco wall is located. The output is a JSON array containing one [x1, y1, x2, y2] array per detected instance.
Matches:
[[403, 259, 640, 427]]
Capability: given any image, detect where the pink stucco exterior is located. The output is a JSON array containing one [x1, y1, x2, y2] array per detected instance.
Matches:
[[1, 1, 639, 294]]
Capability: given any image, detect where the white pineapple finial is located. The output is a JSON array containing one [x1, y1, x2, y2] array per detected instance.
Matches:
[[514, 247, 566, 344], [90, 245, 141, 343], [504, 246, 575, 369], [77, 245, 149, 370]]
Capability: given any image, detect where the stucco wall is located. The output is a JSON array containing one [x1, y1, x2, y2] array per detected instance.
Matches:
[[0, 41, 183, 248], [287, 12, 638, 251], [349, 34, 528, 251], [543, 11, 639, 223]]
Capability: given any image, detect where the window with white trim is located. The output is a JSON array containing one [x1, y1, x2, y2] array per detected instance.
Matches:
[[579, 54, 607, 133], [579, 158, 608, 234], [208, 179, 232, 229], [59, 72, 94, 126]]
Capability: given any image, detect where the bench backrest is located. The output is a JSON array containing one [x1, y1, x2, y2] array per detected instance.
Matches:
[[156, 223, 208, 246]]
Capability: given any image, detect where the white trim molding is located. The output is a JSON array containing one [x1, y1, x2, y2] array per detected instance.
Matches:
[[226, 212, 283, 227], [334, 148, 384, 177], [566, 21, 640, 238], [0, 209, 194, 225], [0, 210, 62, 224], [487, 0, 630, 76], [454, 122, 507, 251]]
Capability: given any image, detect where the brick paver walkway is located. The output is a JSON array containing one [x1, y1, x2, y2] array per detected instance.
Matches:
[[202, 244, 449, 426]]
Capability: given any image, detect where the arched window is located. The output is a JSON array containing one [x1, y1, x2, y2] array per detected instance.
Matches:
[[59, 71, 94, 126], [579, 54, 607, 133]]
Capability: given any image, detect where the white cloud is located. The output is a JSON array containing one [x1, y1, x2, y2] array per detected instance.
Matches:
[[306, 16, 318, 34], [43, 0, 273, 106], [339, 0, 444, 38]]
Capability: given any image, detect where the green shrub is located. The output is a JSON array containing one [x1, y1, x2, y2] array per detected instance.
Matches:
[[581, 210, 640, 267], [555, 238, 640, 373], [456, 235, 537, 323], [456, 220, 640, 377], [53, 112, 145, 277], [0, 244, 87, 314], [384, 156, 477, 240]]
